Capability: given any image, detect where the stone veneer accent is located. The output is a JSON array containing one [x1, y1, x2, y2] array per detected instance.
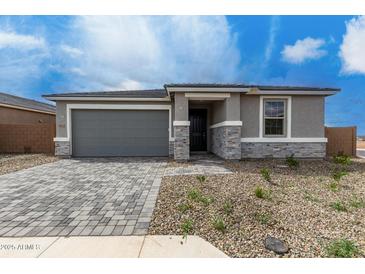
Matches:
[[241, 142, 326, 158], [55, 141, 71, 157], [169, 141, 174, 157], [211, 126, 241, 160], [174, 126, 189, 161]]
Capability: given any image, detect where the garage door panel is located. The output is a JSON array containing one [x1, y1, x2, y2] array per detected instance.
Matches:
[[72, 109, 169, 157]]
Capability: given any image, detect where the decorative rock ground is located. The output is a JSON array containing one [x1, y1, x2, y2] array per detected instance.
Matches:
[[264, 236, 289, 254]]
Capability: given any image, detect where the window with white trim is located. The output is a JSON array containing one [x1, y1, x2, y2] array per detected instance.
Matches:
[[264, 99, 286, 136]]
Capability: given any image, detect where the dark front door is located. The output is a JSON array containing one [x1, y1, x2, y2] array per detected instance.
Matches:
[[189, 109, 207, 151]]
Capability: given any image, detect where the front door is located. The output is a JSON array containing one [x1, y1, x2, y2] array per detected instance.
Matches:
[[189, 109, 207, 151]]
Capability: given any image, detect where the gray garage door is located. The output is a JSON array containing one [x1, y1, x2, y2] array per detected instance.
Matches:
[[72, 109, 169, 157]]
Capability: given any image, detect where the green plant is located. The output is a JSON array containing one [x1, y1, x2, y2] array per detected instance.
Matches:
[[200, 195, 214, 206], [223, 200, 233, 215], [326, 239, 359, 258], [255, 212, 271, 225], [187, 188, 202, 201], [330, 201, 347, 212], [212, 216, 226, 232], [332, 170, 348, 182], [333, 153, 351, 165], [181, 218, 193, 239], [196, 175, 206, 183], [286, 154, 299, 169], [178, 202, 192, 213], [349, 197, 365, 208], [254, 186, 271, 199], [329, 181, 339, 192], [260, 168, 272, 182]]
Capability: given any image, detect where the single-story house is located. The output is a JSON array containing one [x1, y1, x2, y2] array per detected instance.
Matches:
[[43, 84, 340, 160], [0, 92, 56, 153]]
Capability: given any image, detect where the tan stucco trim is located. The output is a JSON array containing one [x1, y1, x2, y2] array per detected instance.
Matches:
[[0, 103, 55, 115], [241, 137, 327, 143], [184, 93, 230, 100], [210, 121, 242, 129]]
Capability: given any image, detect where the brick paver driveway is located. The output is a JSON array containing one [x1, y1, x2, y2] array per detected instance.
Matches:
[[0, 158, 166, 237]]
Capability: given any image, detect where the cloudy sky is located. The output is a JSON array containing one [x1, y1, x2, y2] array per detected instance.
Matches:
[[0, 16, 364, 134]]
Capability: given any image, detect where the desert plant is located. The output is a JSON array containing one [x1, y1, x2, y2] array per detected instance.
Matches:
[[181, 218, 193, 239], [223, 200, 233, 215], [330, 201, 347, 212], [187, 188, 202, 201], [332, 170, 348, 182], [349, 197, 365, 208], [178, 202, 192, 213], [260, 168, 271, 182], [212, 216, 226, 232], [196, 175, 206, 183], [286, 154, 299, 169], [200, 195, 214, 206], [254, 186, 271, 199], [329, 181, 339, 192], [333, 153, 351, 165], [326, 239, 359, 258], [255, 212, 271, 225]]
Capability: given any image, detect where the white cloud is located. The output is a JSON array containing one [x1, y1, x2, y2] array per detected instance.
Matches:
[[264, 16, 280, 64], [339, 16, 365, 75], [65, 16, 241, 90], [0, 31, 45, 50], [281, 37, 327, 64], [60, 44, 83, 58]]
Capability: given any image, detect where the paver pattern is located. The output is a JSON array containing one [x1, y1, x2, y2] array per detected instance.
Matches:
[[0, 158, 166, 237]]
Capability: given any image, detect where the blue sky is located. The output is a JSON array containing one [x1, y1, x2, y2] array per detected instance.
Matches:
[[0, 16, 364, 135]]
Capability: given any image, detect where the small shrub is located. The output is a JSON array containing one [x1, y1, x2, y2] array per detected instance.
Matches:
[[333, 154, 351, 165], [254, 186, 271, 199], [212, 216, 226, 232], [329, 181, 339, 192], [178, 202, 192, 213], [196, 175, 206, 183], [330, 201, 347, 212], [200, 195, 214, 206], [187, 188, 202, 201], [286, 154, 299, 169], [181, 218, 193, 239], [223, 200, 233, 215], [326, 239, 359, 258], [260, 168, 271, 182], [350, 197, 365, 208], [332, 170, 348, 182], [255, 212, 271, 225]]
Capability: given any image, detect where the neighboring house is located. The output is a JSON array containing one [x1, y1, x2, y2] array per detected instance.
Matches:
[[0, 92, 56, 153], [43, 84, 339, 160]]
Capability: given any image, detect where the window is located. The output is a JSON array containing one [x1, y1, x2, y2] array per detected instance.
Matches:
[[264, 100, 285, 136]]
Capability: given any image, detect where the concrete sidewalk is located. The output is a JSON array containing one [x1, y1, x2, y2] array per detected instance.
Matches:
[[0, 235, 228, 258]]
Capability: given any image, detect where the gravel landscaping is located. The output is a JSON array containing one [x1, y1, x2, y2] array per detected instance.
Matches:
[[0, 154, 59, 175], [149, 157, 365, 258]]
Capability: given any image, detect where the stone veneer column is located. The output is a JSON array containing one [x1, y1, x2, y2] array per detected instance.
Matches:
[[174, 123, 190, 161], [55, 140, 71, 157], [211, 125, 241, 160]]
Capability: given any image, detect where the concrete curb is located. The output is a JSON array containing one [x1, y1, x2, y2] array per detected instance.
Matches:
[[0, 235, 228, 258]]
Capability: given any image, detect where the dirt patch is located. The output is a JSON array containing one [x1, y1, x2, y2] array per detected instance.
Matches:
[[0, 154, 59, 175], [357, 140, 365, 149], [149, 158, 365, 257]]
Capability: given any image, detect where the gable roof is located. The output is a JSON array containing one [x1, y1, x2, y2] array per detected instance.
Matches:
[[0, 92, 55, 114], [43, 89, 167, 99]]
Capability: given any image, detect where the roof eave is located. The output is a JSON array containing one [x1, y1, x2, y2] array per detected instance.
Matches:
[[43, 95, 171, 102]]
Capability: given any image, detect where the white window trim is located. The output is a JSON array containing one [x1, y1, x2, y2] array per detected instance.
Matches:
[[241, 137, 327, 143], [260, 96, 291, 138], [54, 104, 173, 146], [209, 121, 242, 129]]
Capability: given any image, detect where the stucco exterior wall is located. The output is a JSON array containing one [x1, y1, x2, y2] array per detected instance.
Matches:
[[211, 100, 226, 124], [291, 96, 325, 137], [240, 95, 260, 137]]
